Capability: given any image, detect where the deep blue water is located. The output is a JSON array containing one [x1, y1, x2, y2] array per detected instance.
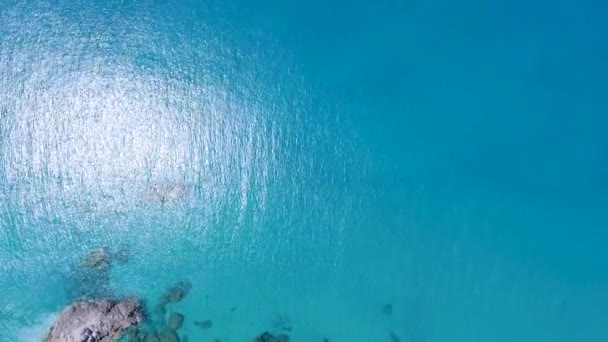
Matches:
[[1, 0, 607, 341]]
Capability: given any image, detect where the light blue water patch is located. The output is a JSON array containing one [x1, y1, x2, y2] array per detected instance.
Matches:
[[1, 0, 607, 341]]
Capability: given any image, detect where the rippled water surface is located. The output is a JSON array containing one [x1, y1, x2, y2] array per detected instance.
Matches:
[[1, 1, 607, 341]]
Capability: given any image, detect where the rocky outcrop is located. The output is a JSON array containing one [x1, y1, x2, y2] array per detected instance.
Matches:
[[45, 299, 145, 342], [126, 281, 191, 341]]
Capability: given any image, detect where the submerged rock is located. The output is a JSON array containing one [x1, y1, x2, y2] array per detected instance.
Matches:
[[158, 327, 180, 342], [161, 281, 192, 304], [382, 303, 393, 316], [144, 334, 160, 342], [272, 314, 292, 332], [253, 332, 290, 342], [80, 246, 131, 271], [167, 312, 184, 330], [68, 246, 133, 300], [154, 303, 167, 319], [146, 183, 189, 204], [45, 299, 145, 342], [80, 248, 112, 272], [194, 320, 213, 329], [68, 248, 112, 299], [113, 247, 132, 265], [274, 334, 290, 342]]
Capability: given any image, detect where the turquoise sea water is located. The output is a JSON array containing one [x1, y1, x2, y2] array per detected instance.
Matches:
[[1, 0, 607, 341]]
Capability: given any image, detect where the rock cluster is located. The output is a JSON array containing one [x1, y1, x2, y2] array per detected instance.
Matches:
[[51, 249, 195, 342], [127, 281, 191, 342]]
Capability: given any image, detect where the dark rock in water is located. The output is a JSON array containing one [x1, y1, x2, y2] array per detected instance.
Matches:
[[181, 335, 189, 342], [80, 248, 111, 272], [382, 304, 393, 316], [45, 299, 145, 342], [165, 281, 192, 303], [158, 327, 179, 342], [230, 306, 237, 312], [253, 332, 290, 342], [168, 313, 184, 330], [272, 314, 292, 332], [68, 247, 133, 300], [390, 331, 401, 342], [114, 248, 131, 264], [67, 248, 113, 300], [194, 320, 213, 329], [159, 294, 170, 306], [253, 332, 272, 342]]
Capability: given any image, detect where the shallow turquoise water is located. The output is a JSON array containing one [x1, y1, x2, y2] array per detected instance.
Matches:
[[1, 0, 607, 341]]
